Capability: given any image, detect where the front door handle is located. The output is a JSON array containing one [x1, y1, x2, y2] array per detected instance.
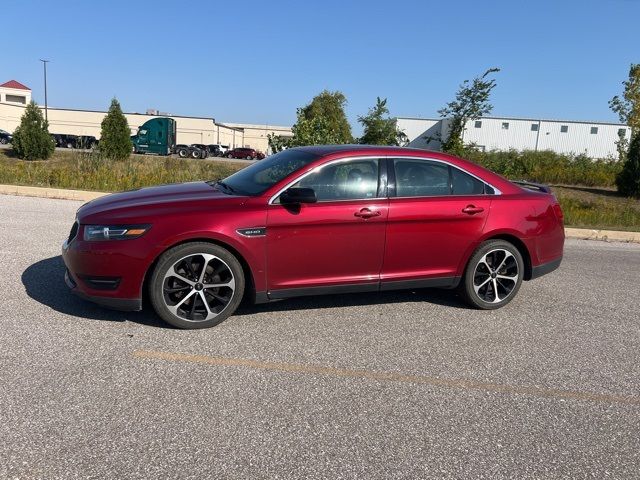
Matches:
[[354, 208, 381, 219], [462, 205, 485, 215]]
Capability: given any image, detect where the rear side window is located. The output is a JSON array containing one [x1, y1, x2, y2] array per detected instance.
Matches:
[[393, 159, 449, 197], [451, 167, 486, 195]]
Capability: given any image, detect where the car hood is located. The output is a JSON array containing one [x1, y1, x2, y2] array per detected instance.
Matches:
[[78, 181, 237, 221]]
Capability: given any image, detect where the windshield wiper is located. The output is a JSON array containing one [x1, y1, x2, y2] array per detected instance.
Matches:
[[213, 180, 236, 194]]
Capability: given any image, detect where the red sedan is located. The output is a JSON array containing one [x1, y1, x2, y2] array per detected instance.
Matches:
[[62, 145, 564, 329]]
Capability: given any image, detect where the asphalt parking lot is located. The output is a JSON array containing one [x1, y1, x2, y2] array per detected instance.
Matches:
[[1, 193, 639, 479]]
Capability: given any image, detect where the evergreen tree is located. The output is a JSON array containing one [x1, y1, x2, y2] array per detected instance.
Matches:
[[11, 101, 55, 160], [616, 132, 640, 197], [99, 98, 132, 160]]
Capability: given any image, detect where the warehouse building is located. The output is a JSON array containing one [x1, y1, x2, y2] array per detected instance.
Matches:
[[0, 80, 292, 153], [397, 116, 631, 159]]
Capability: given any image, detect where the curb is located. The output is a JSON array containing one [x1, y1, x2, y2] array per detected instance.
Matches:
[[1, 184, 639, 244], [0, 184, 107, 202], [564, 227, 640, 244]]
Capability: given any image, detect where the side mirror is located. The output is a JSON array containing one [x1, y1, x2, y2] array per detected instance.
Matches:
[[280, 187, 317, 204]]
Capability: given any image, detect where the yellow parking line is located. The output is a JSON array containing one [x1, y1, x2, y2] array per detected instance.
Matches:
[[133, 349, 640, 406]]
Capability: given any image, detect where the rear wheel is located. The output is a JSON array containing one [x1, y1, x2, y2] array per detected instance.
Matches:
[[0, 138, 7, 145], [246, 155, 252, 160], [149, 242, 245, 329], [227, 154, 233, 158], [178, 148, 188, 158], [460, 240, 523, 310]]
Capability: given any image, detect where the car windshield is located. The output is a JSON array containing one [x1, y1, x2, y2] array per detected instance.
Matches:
[[216, 149, 319, 196]]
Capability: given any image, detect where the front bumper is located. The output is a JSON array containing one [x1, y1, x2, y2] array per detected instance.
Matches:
[[64, 269, 141, 311], [62, 235, 148, 312]]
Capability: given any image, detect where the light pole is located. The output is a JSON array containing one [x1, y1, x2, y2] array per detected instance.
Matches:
[[39, 59, 49, 122]]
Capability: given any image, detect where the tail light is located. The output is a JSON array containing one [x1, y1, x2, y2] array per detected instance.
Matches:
[[552, 203, 564, 222]]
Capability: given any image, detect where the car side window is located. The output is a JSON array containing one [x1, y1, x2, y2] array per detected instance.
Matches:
[[451, 167, 486, 195], [294, 159, 379, 201], [393, 159, 450, 197]]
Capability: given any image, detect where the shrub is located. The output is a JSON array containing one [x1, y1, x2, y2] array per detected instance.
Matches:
[[99, 98, 132, 161], [11, 101, 55, 160], [616, 133, 640, 197], [463, 149, 621, 187]]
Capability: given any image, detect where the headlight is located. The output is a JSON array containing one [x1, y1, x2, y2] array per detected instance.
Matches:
[[83, 225, 151, 241]]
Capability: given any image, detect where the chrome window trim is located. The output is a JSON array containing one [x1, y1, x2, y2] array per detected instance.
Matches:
[[390, 156, 502, 197], [268, 155, 501, 205]]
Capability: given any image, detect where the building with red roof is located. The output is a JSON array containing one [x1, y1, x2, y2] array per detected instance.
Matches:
[[0, 79, 32, 105]]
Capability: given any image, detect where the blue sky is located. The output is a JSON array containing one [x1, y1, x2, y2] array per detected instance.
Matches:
[[2, 0, 638, 133]]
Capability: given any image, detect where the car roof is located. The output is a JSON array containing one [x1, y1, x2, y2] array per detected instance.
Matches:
[[292, 144, 431, 157]]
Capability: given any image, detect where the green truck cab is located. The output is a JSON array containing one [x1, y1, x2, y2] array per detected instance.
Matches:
[[131, 117, 176, 155]]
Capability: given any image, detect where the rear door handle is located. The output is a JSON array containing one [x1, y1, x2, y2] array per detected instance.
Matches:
[[354, 208, 381, 219], [462, 205, 484, 215]]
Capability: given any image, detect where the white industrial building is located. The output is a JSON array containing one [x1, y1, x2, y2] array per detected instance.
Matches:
[[397, 116, 631, 159]]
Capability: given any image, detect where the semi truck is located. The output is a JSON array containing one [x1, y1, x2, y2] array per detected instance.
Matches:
[[131, 117, 176, 155]]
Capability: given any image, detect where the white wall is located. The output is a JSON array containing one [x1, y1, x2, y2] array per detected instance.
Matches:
[[398, 116, 631, 159], [396, 118, 442, 150]]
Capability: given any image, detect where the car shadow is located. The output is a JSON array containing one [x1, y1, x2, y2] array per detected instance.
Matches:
[[21, 256, 166, 328], [235, 286, 468, 316], [23, 256, 470, 327]]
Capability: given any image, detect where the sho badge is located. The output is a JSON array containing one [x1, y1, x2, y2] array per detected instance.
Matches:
[[236, 227, 266, 237]]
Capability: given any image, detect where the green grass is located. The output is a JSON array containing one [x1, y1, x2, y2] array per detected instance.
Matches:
[[552, 186, 640, 232], [0, 149, 245, 192]]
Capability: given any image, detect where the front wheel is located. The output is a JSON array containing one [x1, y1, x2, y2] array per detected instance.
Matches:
[[0, 138, 7, 145], [460, 239, 524, 310], [227, 154, 233, 158], [149, 242, 245, 329]]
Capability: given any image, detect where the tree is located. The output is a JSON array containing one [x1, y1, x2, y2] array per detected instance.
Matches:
[[290, 108, 345, 146], [358, 97, 406, 146], [11, 101, 55, 160], [267, 133, 291, 153], [438, 68, 500, 155], [616, 132, 640, 197], [609, 64, 640, 160], [609, 64, 640, 135], [99, 98, 132, 160], [296, 90, 353, 144]]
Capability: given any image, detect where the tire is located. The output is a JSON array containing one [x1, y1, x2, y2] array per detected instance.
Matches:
[[0, 138, 7, 145], [459, 239, 524, 310], [178, 148, 188, 158], [246, 155, 252, 160], [149, 242, 245, 329], [227, 154, 233, 158], [200, 150, 207, 159], [191, 149, 200, 159]]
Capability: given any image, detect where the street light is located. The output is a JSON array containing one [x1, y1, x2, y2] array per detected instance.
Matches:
[[39, 59, 49, 122]]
